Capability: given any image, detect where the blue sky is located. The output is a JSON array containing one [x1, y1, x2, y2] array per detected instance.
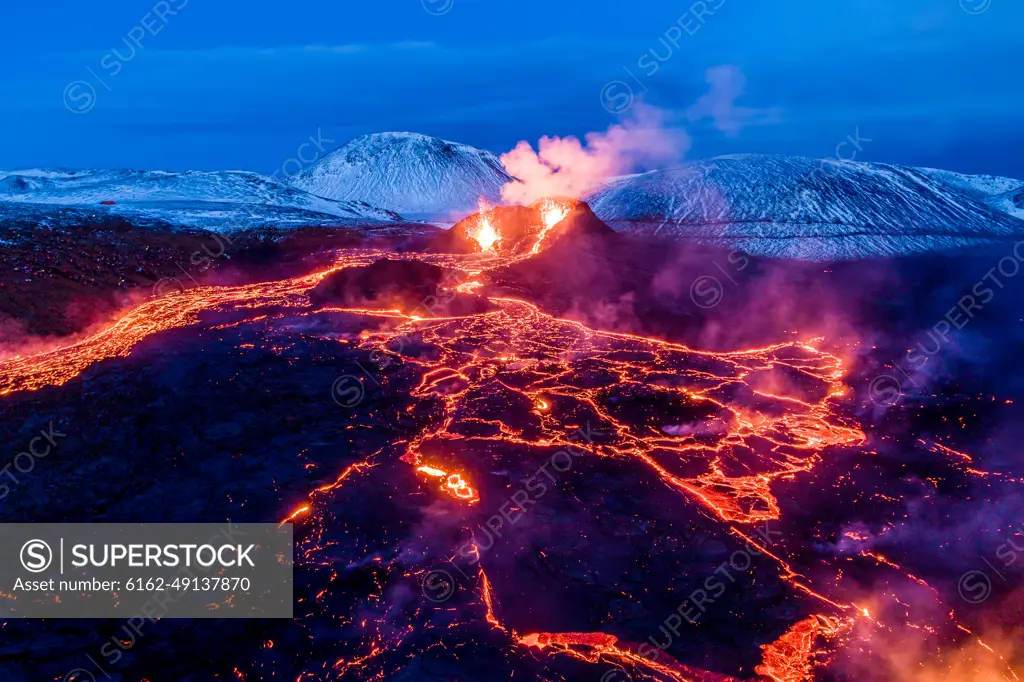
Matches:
[[1, 0, 1021, 177]]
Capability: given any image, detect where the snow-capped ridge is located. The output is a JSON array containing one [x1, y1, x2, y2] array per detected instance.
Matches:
[[0, 167, 401, 231], [290, 132, 513, 220], [584, 154, 1024, 260]]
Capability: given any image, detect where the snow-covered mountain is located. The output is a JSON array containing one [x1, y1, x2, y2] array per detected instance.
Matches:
[[584, 154, 1024, 260], [915, 166, 1021, 199], [985, 186, 1024, 221], [0, 168, 401, 231], [917, 166, 1024, 220], [290, 132, 513, 221], [8, 147, 1023, 261]]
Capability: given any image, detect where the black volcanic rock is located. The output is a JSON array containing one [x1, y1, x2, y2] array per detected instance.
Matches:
[[489, 203, 634, 292], [0, 202, 441, 339], [309, 259, 444, 311], [309, 258, 491, 316], [1, 237, 1023, 682], [543, 202, 618, 248]]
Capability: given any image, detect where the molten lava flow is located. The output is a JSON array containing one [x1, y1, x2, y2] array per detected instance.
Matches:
[[416, 465, 479, 503], [0, 249, 864, 524], [755, 616, 851, 682], [455, 279, 483, 293], [473, 216, 500, 252], [280, 505, 310, 524], [0, 245, 922, 680], [917, 438, 973, 463], [529, 198, 572, 255], [387, 295, 862, 527], [518, 631, 738, 681], [280, 461, 373, 527], [478, 566, 504, 631], [0, 249, 391, 396]]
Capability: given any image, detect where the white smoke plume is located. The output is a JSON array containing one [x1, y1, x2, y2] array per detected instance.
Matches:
[[499, 103, 690, 205]]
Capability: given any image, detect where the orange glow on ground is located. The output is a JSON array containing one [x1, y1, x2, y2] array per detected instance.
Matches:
[[755, 616, 851, 682], [416, 465, 479, 503], [2, 235, 1000, 681]]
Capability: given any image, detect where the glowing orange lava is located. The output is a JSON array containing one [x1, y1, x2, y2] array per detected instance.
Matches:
[[416, 465, 479, 503], [479, 566, 504, 631], [471, 202, 501, 252], [280, 505, 310, 524], [3, 239, 980, 682], [0, 248, 865, 525], [518, 631, 738, 681], [0, 248, 391, 396], [755, 616, 850, 682], [530, 198, 572, 255]]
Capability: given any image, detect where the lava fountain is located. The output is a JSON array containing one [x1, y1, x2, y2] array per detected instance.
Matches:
[[529, 198, 573, 255], [471, 201, 501, 252]]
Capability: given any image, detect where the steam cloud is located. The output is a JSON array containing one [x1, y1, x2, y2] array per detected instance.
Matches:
[[686, 65, 781, 137], [499, 103, 690, 205]]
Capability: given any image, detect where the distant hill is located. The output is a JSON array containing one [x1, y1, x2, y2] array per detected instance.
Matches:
[[584, 154, 1024, 260], [289, 132, 513, 221]]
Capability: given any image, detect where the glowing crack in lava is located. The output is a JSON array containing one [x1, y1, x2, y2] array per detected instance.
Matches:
[[380, 300, 866, 526], [518, 631, 743, 681], [415, 465, 479, 503], [0, 241, 1004, 681]]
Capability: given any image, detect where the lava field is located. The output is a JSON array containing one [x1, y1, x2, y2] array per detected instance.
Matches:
[[1, 203, 1022, 682]]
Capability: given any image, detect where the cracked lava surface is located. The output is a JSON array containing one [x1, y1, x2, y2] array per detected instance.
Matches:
[[0, 241, 1011, 682]]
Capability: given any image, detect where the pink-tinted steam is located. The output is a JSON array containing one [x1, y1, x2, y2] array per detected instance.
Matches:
[[499, 104, 690, 205]]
